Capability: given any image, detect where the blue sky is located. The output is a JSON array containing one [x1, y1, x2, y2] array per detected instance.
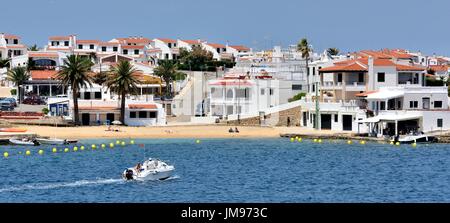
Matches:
[[2, 0, 449, 55]]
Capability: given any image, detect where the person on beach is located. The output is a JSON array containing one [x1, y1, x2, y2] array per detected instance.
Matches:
[[229, 127, 234, 133], [235, 127, 239, 133]]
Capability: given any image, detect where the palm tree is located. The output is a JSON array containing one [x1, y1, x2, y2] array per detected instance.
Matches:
[[56, 55, 93, 125], [297, 38, 312, 92], [0, 59, 10, 68], [7, 67, 30, 104], [105, 60, 141, 124], [154, 60, 182, 98], [93, 71, 109, 85], [327, 48, 340, 56], [27, 44, 39, 51]]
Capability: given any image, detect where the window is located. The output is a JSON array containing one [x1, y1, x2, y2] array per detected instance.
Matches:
[[123, 49, 128, 55], [149, 111, 157, 118], [380, 101, 386, 110], [94, 92, 101, 99], [358, 72, 364, 82], [312, 67, 316, 76], [102, 46, 107, 52], [337, 73, 342, 82], [64, 41, 69, 46], [13, 39, 18, 44], [377, 72, 385, 82], [113, 47, 118, 52], [216, 48, 220, 53], [5, 39, 8, 44], [78, 45, 83, 49], [409, 101, 418, 108], [134, 49, 139, 55], [437, 119, 443, 128], [168, 43, 172, 48], [269, 88, 273, 95], [165, 53, 169, 59], [292, 84, 302, 90], [434, 101, 443, 108], [51, 41, 57, 46], [130, 112, 136, 118], [90, 44, 94, 50], [312, 84, 315, 92], [84, 92, 91, 100], [261, 89, 265, 95], [138, 111, 147, 118], [334, 114, 338, 122]]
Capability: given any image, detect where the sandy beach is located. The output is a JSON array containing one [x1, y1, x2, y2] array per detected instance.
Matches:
[[14, 125, 344, 139]]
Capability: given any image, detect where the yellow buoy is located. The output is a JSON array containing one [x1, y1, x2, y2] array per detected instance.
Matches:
[[38, 150, 44, 155], [318, 139, 322, 143], [92, 144, 96, 149], [395, 142, 400, 146], [116, 140, 120, 145], [64, 148, 69, 153], [295, 136, 299, 139], [297, 138, 302, 142], [80, 146, 85, 150], [313, 139, 318, 143], [25, 150, 31, 156], [130, 140, 135, 145], [101, 144, 106, 149], [121, 141, 126, 146], [73, 147, 78, 152], [347, 140, 353, 144], [412, 142, 417, 148], [3, 152, 8, 158], [290, 138, 294, 142], [52, 148, 57, 153], [360, 140, 366, 145], [390, 141, 394, 145], [196, 139, 201, 144], [109, 143, 114, 148]]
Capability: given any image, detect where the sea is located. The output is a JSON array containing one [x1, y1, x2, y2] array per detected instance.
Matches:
[[1, 138, 450, 202]]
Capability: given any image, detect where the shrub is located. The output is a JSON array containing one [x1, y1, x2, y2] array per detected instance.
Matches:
[[288, 92, 306, 102], [41, 108, 49, 115], [10, 89, 16, 95]]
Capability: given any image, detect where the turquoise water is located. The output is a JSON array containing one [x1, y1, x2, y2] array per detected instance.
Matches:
[[1, 138, 450, 202]]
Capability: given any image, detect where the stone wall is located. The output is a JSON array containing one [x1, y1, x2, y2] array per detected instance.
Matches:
[[225, 106, 301, 127]]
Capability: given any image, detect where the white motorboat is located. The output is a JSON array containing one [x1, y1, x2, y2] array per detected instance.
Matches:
[[36, 138, 67, 145], [9, 137, 40, 146], [122, 158, 175, 181], [391, 134, 438, 144]]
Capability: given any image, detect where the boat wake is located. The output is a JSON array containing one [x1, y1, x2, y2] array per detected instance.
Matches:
[[0, 178, 123, 193]]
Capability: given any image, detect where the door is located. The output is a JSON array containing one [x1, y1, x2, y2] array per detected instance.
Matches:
[[422, 97, 430, 109], [81, 113, 90, 126], [106, 113, 115, 124], [302, 112, 308, 126], [343, 115, 353, 131], [321, 114, 332, 130]]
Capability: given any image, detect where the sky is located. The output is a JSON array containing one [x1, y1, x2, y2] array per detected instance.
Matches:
[[1, 0, 449, 55]]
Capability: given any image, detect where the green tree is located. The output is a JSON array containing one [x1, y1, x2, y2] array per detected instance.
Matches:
[[56, 55, 94, 125], [27, 58, 36, 71], [297, 38, 312, 90], [0, 59, 10, 68], [327, 48, 340, 56], [178, 45, 213, 71], [27, 44, 39, 51], [288, 92, 306, 102], [93, 71, 109, 85], [154, 60, 185, 98], [7, 67, 30, 104], [105, 60, 141, 124]]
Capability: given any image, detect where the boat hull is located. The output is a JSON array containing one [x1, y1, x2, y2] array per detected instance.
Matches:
[[395, 135, 438, 144], [36, 138, 67, 145], [123, 168, 174, 181], [9, 139, 39, 146]]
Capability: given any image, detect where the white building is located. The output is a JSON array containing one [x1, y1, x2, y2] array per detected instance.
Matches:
[[0, 33, 27, 60], [202, 42, 230, 61], [150, 38, 179, 60]]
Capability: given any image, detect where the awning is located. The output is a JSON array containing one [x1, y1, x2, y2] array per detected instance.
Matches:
[[366, 90, 404, 100], [358, 113, 422, 123], [357, 117, 380, 123]]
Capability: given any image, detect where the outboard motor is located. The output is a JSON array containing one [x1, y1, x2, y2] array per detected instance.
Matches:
[[124, 169, 134, 180]]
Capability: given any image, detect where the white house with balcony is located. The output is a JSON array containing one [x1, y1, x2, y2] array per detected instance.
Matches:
[[177, 39, 204, 51], [150, 38, 179, 60], [202, 42, 229, 61], [0, 33, 27, 59]]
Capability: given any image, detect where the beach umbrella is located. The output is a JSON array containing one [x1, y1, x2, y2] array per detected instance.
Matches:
[[112, 120, 122, 125]]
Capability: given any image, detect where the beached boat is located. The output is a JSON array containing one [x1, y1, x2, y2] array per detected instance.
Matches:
[[36, 138, 67, 145], [122, 158, 175, 181], [9, 137, 40, 146], [0, 128, 27, 133], [391, 134, 438, 144], [66, 139, 78, 144]]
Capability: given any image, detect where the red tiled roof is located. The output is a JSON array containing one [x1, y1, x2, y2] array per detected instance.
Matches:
[[6, 44, 27, 49], [181, 40, 202, 45], [156, 38, 177, 43], [4, 34, 20, 39], [49, 36, 71, 41], [29, 52, 59, 58], [77, 40, 100, 44], [206, 43, 226, 48], [128, 104, 157, 109], [117, 37, 152, 44], [319, 61, 367, 72], [229, 45, 250, 51], [355, 90, 379, 97], [321, 58, 425, 72], [396, 64, 426, 71], [31, 70, 58, 80], [121, 45, 145, 49], [429, 65, 448, 72]]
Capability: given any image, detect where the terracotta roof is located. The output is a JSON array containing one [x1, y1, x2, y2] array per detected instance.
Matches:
[[355, 90, 379, 97], [49, 36, 71, 41], [155, 38, 177, 43], [77, 40, 100, 44], [128, 104, 157, 109], [29, 52, 59, 58], [229, 45, 250, 51], [437, 57, 449, 64], [31, 70, 58, 80], [429, 65, 448, 72], [396, 64, 426, 71], [206, 43, 225, 48], [6, 44, 27, 49], [4, 34, 20, 39], [319, 61, 367, 73], [121, 45, 145, 49], [181, 40, 202, 45], [117, 37, 152, 44]]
